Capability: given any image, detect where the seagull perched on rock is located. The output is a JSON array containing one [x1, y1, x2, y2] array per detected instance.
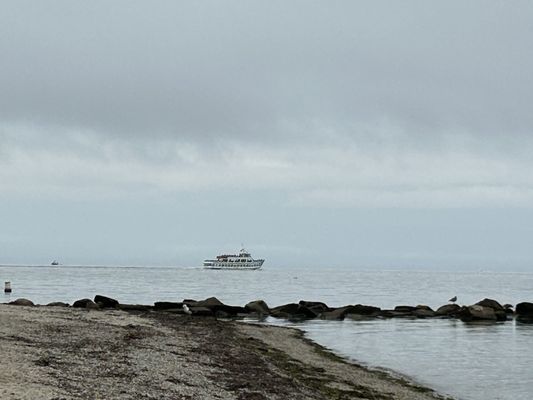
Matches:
[[448, 296, 457, 304], [182, 304, 192, 315]]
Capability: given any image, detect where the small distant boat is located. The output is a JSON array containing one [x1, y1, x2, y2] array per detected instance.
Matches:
[[203, 248, 264, 270], [51, 260, 60, 266]]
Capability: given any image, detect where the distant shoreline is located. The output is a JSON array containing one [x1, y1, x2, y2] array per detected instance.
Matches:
[[0, 304, 452, 400]]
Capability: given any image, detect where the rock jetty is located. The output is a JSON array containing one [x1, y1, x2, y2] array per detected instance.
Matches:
[[5, 294, 532, 324]]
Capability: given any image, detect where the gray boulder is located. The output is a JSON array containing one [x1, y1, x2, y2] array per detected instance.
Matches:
[[435, 304, 461, 317], [458, 305, 499, 321], [476, 299, 508, 321], [94, 295, 119, 308], [394, 305, 417, 313], [271, 303, 298, 316], [472, 300, 507, 321], [516, 302, 533, 316], [380, 305, 420, 318], [332, 304, 381, 320], [345, 304, 381, 316], [154, 301, 183, 311], [516, 302, 533, 322], [46, 302, 69, 307], [299, 300, 330, 314], [414, 308, 435, 318], [245, 300, 270, 315], [9, 298, 34, 307], [270, 303, 318, 319], [319, 307, 348, 320], [73, 298, 99, 309], [412, 305, 435, 318], [475, 298, 504, 312], [380, 309, 415, 318], [188, 297, 224, 308]]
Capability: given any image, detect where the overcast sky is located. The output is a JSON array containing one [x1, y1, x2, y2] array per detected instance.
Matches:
[[1, 1, 533, 269]]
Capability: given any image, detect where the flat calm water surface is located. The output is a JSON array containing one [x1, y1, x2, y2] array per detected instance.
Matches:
[[1, 264, 532, 400], [271, 317, 533, 400]]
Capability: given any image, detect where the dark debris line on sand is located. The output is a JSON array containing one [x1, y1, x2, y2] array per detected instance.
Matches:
[[149, 312, 317, 400]]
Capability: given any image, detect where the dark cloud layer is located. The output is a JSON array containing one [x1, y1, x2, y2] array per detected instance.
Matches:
[[1, 1, 532, 143]]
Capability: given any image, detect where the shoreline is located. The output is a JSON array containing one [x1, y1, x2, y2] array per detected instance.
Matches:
[[0, 304, 453, 400], [237, 322, 453, 400]]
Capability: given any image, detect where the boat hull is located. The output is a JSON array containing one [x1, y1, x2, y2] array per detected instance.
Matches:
[[203, 259, 264, 270]]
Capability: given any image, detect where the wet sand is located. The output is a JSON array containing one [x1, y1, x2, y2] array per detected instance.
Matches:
[[0, 304, 452, 399]]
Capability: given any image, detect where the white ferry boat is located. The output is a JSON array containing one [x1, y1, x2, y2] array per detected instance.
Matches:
[[203, 248, 264, 270]]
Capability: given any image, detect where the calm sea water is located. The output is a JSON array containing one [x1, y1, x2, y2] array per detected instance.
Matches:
[[1, 264, 532, 400]]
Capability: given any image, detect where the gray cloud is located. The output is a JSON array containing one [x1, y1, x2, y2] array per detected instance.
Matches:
[[1, 2, 533, 206], [1, 1, 532, 144]]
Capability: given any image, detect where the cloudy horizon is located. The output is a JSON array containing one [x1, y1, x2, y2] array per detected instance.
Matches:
[[1, 2, 533, 269]]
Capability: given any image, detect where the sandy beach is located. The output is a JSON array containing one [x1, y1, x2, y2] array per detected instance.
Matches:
[[0, 304, 453, 400]]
